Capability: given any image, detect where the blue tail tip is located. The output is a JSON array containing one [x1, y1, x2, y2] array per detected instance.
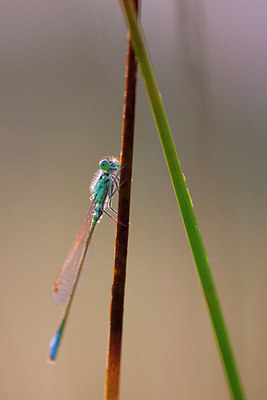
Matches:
[[48, 331, 61, 363]]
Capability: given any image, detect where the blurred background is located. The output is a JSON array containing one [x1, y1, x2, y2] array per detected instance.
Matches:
[[0, 0, 266, 399]]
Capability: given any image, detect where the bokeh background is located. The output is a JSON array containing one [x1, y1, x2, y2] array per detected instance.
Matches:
[[1, 0, 266, 399]]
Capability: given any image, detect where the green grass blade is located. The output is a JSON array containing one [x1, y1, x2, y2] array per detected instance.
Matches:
[[119, 1, 246, 399]]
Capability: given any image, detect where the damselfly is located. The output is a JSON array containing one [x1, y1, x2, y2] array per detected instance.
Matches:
[[48, 157, 121, 363]]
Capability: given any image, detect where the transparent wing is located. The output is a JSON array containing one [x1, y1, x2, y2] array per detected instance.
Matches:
[[52, 200, 95, 305]]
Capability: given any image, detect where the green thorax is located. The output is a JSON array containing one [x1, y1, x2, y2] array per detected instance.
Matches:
[[93, 172, 110, 203], [92, 172, 111, 223], [90, 157, 120, 225]]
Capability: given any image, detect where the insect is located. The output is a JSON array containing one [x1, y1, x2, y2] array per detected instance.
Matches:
[[48, 157, 121, 363]]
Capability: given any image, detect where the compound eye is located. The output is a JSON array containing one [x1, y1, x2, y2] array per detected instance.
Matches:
[[99, 159, 110, 171], [109, 160, 120, 170]]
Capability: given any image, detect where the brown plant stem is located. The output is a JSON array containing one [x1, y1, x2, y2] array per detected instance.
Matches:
[[104, 1, 138, 399]]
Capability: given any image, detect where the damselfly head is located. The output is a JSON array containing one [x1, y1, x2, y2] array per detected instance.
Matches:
[[99, 157, 120, 171]]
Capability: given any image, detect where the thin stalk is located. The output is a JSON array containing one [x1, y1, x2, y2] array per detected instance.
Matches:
[[104, 1, 138, 399], [119, 1, 246, 399]]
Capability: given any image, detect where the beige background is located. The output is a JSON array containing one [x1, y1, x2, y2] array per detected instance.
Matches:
[[1, 0, 266, 399]]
